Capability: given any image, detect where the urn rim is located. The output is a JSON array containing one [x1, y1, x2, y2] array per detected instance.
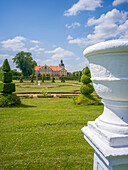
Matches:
[[83, 40, 128, 58]]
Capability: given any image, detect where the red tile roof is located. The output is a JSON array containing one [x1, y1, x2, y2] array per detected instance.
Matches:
[[35, 66, 63, 72], [35, 66, 43, 71], [49, 66, 62, 71]]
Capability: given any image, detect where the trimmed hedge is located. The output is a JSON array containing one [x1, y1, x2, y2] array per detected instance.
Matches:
[[51, 76, 55, 83], [19, 95, 33, 99], [81, 75, 91, 84], [80, 84, 94, 95], [1, 59, 11, 72], [74, 94, 101, 106], [37, 95, 54, 98], [0, 93, 21, 107], [56, 95, 78, 98], [0, 71, 13, 83], [0, 82, 15, 93], [20, 76, 23, 83]]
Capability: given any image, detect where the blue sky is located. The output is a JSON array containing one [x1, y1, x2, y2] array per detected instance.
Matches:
[[0, 0, 128, 72]]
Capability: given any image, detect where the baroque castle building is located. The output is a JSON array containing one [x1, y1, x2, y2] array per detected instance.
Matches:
[[35, 60, 67, 76]]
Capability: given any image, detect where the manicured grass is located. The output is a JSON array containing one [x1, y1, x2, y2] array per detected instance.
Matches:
[[15, 84, 80, 93], [0, 98, 103, 169]]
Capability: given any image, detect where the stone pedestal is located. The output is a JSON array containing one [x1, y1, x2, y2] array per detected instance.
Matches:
[[82, 40, 128, 170]]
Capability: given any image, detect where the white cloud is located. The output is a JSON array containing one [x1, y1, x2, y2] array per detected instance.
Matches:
[[0, 54, 16, 69], [65, 22, 80, 29], [64, 0, 102, 16], [86, 9, 128, 42], [66, 60, 89, 72], [68, 9, 128, 46], [1, 36, 27, 52], [30, 40, 39, 44], [75, 57, 80, 61], [118, 20, 128, 39], [69, 37, 88, 46], [67, 35, 73, 40], [29, 45, 44, 56], [35, 58, 53, 66], [45, 47, 75, 60], [113, 0, 128, 6], [0, 54, 13, 60]]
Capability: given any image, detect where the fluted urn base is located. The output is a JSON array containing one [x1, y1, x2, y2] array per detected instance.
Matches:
[[82, 99, 128, 169]]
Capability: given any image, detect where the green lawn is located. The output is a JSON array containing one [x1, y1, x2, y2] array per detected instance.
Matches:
[[0, 98, 103, 169], [15, 80, 81, 94]]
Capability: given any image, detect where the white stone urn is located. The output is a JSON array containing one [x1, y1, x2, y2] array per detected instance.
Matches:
[[82, 40, 128, 170]]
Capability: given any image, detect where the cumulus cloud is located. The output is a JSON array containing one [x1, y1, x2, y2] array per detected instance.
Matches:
[[35, 58, 53, 66], [66, 60, 89, 72], [30, 40, 39, 44], [67, 35, 73, 40], [0, 54, 13, 60], [68, 9, 128, 46], [113, 0, 128, 6], [29, 45, 44, 56], [0, 54, 16, 69], [64, 0, 102, 16], [1, 36, 27, 52], [45, 47, 75, 60], [65, 22, 80, 29]]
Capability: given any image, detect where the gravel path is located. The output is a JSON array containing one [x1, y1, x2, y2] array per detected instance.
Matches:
[[17, 93, 80, 98]]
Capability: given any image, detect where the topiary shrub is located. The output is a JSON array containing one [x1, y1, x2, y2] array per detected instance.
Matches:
[[1, 59, 11, 72], [0, 93, 21, 107], [51, 76, 55, 83], [42, 75, 44, 83], [0, 59, 15, 93], [81, 75, 91, 84], [61, 75, 65, 83], [82, 66, 90, 75], [74, 94, 100, 106], [36, 74, 38, 84], [31, 74, 34, 83], [20, 76, 23, 83], [74, 66, 98, 105], [80, 84, 94, 95], [78, 77, 81, 82], [0, 59, 21, 107]]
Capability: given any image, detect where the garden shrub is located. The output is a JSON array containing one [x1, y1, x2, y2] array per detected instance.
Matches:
[[0, 59, 21, 107], [1, 59, 11, 72], [36, 74, 38, 84], [82, 66, 90, 75], [57, 95, 77, 98], [0, 71, 12, 83], [74, 66, 98, 105], [81, 75, 91, 84], [31, 74, 34, 83], [42, 75, 44, 83], [20, 95, 33, 99], [80, 84, 94, 95], [0, 93, 21, 107], [78, 77, 81, 82], [74, 94, 100, 106], [61, 76, 65, 83], [37, 95, 54, 98], [20, 76, 23, 83], [51, 76, 55, 83], [0, 82, 15, 93]]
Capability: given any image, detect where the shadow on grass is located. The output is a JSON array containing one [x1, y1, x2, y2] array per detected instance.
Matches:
[[16, 103, 37, 108]]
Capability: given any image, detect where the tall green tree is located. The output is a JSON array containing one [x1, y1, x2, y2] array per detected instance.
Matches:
[[13, 51, 37, 76]]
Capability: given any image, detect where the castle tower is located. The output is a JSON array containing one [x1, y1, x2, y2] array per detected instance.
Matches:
[[59, 59, 65, 69]]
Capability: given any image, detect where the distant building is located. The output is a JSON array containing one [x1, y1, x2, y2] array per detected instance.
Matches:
[[35, 60, 67, 76]]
